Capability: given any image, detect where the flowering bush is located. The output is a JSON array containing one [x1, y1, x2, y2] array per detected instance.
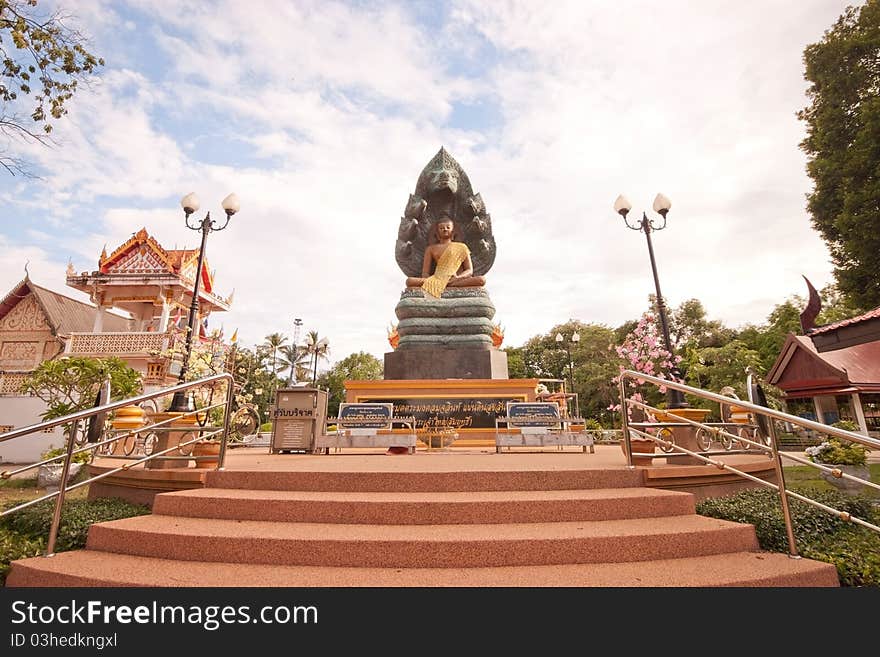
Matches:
[[609, 312, 682, 420], [805, 437, 869, 466]]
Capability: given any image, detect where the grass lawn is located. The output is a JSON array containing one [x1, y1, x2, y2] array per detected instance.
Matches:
[[781, 463, 880, 497]]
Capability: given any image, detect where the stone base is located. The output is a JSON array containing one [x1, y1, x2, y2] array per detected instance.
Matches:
[[344, 378, 540, 446], [384, 347, 508, 380]]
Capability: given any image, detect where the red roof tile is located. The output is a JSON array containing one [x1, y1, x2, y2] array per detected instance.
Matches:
[[809, 306, 880, 335]]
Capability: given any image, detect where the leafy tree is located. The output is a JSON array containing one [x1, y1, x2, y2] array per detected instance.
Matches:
[[278, 343, 310, 386], [503, 346, 527, 379], [515, 320, 618, 426], [19, 356, 141, 441], [669, 298, 735, 352], [316, 351, 382, 417], [798, 0, 880, 308], [261, 332, 287, 393], [737, 298, 804, 374], [683, 340, 764, 416], [228, 346, 276, 423], [1, 0, 104, 175]]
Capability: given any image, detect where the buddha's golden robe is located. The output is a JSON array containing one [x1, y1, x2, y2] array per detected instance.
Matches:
[[422, 242, 470, 298]]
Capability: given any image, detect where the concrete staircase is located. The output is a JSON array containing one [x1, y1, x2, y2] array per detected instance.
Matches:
[[6, 467, 840, 587]]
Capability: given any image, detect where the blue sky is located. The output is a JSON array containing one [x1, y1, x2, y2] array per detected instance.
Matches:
[[0, 0, 854, 371]]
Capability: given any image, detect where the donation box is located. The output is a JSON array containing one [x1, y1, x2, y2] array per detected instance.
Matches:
[[270, 387, 329, 453]]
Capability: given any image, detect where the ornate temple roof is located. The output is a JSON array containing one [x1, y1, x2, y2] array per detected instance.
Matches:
[[0, 278, 132, 335], [96, 227, 215, 293]]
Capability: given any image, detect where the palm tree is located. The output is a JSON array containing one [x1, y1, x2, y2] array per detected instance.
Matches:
[[279, 343, 310, 385], [304, 330, 330, 385], [261, 332, 288, 392]]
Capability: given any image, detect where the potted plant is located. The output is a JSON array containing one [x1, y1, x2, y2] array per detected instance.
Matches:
[[805, 427, 870, 492], [37, 445, 92, 490]]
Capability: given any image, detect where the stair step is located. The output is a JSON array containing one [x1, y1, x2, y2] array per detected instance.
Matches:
[[5, 549, 840, 587], [204, 468, 645, 492], [151, 487, 695, 524], [84, 514, 758, 568]]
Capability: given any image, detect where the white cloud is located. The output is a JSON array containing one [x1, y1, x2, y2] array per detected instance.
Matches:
[[0, 0, 854, 373]]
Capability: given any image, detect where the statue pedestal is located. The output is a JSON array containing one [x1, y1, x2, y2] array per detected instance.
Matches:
[[344, 378, 538, 447], [384, 346, 508, 380]]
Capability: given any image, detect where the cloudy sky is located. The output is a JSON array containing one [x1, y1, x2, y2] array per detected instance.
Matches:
[[0, 0, 853, 372]]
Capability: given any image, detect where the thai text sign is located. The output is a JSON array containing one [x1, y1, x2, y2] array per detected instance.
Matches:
[[338, 403, 394, 430], [359, 397, 523, 431], [506, 402, 561, 427]]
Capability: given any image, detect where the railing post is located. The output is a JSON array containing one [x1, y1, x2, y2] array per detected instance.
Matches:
[[217, 378, 236, 470], [45, 419, 79, 557], [618, 377, 633, 468], [767, 416, 800, 558]]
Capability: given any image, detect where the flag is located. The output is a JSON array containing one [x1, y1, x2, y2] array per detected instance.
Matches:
[[230, 328, 238, 344], [800, 275, 821, 334], [172, 307, 184, 328]]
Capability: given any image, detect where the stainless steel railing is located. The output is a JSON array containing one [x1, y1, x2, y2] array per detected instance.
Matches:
[[617, 369, 880, 558], [0, 372, 234, 556]]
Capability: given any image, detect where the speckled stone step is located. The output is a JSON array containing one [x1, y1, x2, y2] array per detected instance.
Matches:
[[203, 468, 646, 492], [5, 550, 840, 588], [151, 487, 695, 524], [82, 513, 760, 568]]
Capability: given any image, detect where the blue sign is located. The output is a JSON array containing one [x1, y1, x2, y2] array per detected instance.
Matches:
[[338, 403, 394, 430], [506, 402, 561, 427]]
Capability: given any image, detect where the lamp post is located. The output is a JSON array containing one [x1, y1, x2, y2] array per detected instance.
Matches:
[[311, 336, 329, 387], [292, 318, 303, 384], [613, 192, 688, 409], [555, 331, 580, 417], [168, 192, 241, 412]]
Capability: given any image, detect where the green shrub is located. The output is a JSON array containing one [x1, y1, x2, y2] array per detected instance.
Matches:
[[0, 530, 45, 586], [832, 419, 859, 432], [805, 437, 869, 466], [1, 497, 150, 552], [40, 445, 93, 466], [582, 418, 603, 431], [697, 488, 880, 586], [260, 422, 272, 432]]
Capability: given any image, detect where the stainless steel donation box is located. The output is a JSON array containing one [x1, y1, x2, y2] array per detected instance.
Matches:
[[270, 387, 329, 453]]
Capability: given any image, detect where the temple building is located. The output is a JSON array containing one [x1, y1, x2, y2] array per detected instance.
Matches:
[[0, 228, 233, 462], [766, 306, 880, 438], [64, 227, 232, 386]]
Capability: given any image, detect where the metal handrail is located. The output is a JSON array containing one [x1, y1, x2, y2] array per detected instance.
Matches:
[[0, 372, 235, 556], [617, 369, 880, 559]]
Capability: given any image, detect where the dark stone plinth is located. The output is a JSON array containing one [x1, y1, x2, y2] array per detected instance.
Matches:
[[384, 347, 508, 380]]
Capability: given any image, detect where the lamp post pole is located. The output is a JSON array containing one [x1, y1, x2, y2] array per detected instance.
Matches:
[[292, 318, 303, 384], [555, 331, 580, 417], [168, 192, 241, 413], [613, 193, 688, 409]]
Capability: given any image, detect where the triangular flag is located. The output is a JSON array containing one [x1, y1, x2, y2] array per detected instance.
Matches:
[[230, 328, 238, 344]]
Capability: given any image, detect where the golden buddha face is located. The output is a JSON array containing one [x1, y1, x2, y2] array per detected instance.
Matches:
[[434, 218, 454, 240]]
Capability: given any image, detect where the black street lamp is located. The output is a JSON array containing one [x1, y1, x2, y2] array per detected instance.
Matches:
[[613, 193, 688, 409], [555, 331, 580, 417], [168, 191, 241, 413]]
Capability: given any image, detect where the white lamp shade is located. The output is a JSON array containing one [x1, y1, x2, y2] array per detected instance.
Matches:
[[221, 193, 241, 215], [613, 194, 632, 216], [555, 333, 563, 342], [653, 193, 672, 214], [572, 332, 580, 342], [180, 192, 200, 214]]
